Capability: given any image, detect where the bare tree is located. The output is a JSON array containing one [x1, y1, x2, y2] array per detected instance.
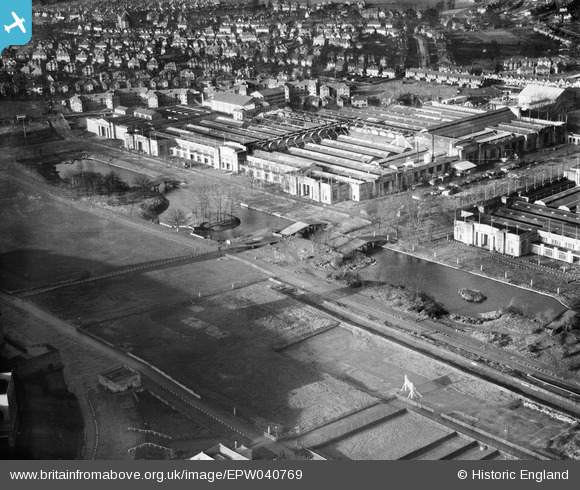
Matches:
[[226, 182, 239, 217], [133, 174, 153, 198], [166, 207, 188, 229], [210, 183, 226, 221], [198, 183, 210, 222], [365, 193, 409, 237]]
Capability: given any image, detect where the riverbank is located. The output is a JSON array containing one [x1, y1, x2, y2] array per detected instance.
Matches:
[[384, 239, 577, 312], [245, 236, 580, 376], [82, 138, 371, 235]]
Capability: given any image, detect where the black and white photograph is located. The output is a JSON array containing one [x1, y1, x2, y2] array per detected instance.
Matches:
[[0, 0, 580, 475]]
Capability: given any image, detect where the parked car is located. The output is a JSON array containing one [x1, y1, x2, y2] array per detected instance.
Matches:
[[500, 163, 517, 173], [442, 186, 460, 196]]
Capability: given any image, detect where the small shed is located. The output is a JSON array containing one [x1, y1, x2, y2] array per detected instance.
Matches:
[[98, 366, 141, 393], [452, 160, 477, 175]]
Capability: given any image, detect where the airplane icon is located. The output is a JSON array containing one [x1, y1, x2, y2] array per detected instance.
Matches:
[[4, 12, 26, 34]]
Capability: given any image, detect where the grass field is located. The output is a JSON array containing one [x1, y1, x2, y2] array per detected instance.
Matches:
[[0, 298, 240, 459], [34, 273, 378, 436], [29, 257, 265, 323], [0, 128, 61, 148], [137, 390, 218, 440], [320, 411, 451, 460], [446, 29, 559, 66], [356, 79, 458, 101], [0, 100, 46, 119], [0, 179, 196, 291]]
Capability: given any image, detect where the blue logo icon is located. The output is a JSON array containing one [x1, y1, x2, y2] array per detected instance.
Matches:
[[0, 0, 32, 55]]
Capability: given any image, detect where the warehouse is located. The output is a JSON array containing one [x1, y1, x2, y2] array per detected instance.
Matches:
[[455, 176, 580, 263]]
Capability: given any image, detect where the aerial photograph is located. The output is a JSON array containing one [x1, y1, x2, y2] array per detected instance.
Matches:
[[1, 0, 580, 463]]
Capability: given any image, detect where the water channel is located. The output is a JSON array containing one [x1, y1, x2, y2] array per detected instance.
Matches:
[[55, 160, 292, 240], [365, 248, 567, 318], [55, 159, 567, 318]]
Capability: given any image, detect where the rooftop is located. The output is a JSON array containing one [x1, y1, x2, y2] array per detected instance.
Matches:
[[100, 366, 138, 383], [518, 84, 566, 104], [211, 92, 255, 106], [489, 200, 580, 240]]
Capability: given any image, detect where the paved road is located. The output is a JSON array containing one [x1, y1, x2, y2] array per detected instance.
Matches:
[[412, 35, 430, 68]]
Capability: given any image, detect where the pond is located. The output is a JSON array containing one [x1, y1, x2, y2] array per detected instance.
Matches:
[[365, 248, 567, 319], [161, 186, 292, 240], [55, 159, 293, 240], [55, 159, 143, 186]]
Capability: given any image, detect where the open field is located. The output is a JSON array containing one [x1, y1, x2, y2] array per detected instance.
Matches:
[[284, 324, 571, 454], [29, 256, 265, 323], [413, 434, 470, 460], [32, 269, 378, 436], [137, 390, 218, 440], [0, 100, 46, 119], [0, 297, 248, 458], [355, 79, 458, 101], [320, 411, 452, 460], [136, 390, 225, 459], [0, 178, 197, 291], [0, 127, 61, 148], [285, 325, 515, 405], [92, 387, 225, 459], [446, 29, 559, 66]]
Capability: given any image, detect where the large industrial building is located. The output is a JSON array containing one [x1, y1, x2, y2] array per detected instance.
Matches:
[[245, 129, 454, 203], [455, 167, 580, 264], [85, 84, 570, 205], [321, 103, 566, 165]]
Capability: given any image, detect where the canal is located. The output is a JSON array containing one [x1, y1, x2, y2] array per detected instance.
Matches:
[[55, 160, 564, 318], [364, 248, 567, 318]]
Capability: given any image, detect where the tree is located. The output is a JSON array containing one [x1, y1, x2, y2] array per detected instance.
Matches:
[[133, 174, 153, 198], [192, 182, 210, 221], [365, 193, 409, 237], [103, 171, 128, 195], [140, 195, 169, 221], [405, 197, 430, 233], [166, 207, 188, 229], [422, 8, 440, 27]]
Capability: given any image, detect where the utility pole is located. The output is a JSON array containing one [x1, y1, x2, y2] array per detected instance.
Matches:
[[17, 114, 26, 139]]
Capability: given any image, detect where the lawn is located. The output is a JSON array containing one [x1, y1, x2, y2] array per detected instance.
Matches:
[[320, 411, 452, 460], [57, 278, 379, 436], [0, 127, 61, 148], [0, 100, 46, 119], [0, 178, 196, 291], [29, 256, 266, 323]]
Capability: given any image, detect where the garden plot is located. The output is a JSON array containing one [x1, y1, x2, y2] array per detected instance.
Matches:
[[77, 279, 377, 436], [413, 435, 471, 460], [286, 325, 516, 406], [320, 411, 452, 460]]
